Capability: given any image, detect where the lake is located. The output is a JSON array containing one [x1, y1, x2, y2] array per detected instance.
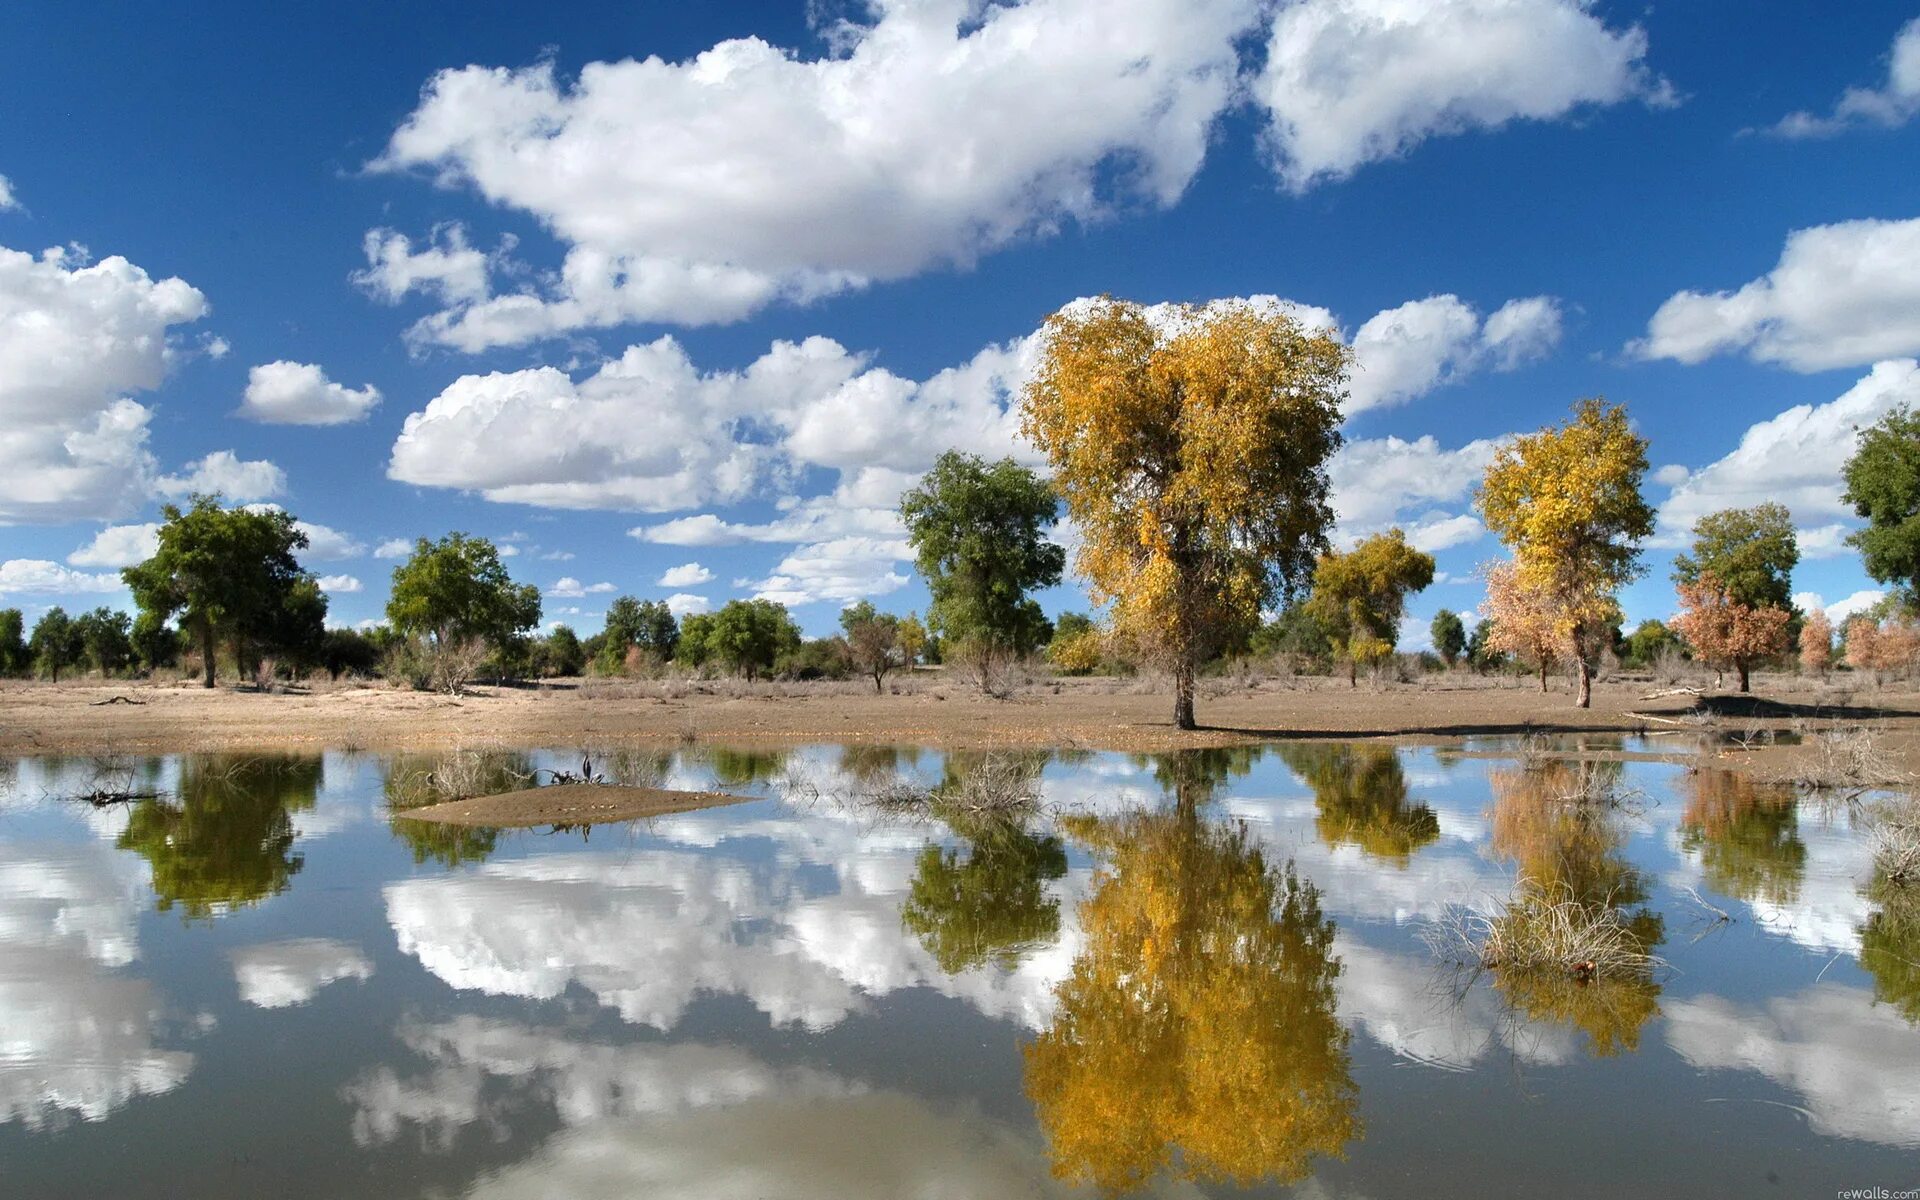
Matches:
[[1, 740, 1915, 1198]]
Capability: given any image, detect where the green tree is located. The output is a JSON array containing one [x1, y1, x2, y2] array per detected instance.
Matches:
[[29, 607, 83, 681], [597, 596, 678, 672], [1673, 503, 1798, 610], [386, 533, 541, 692], [1430, 609, 1467, 666], [1620, 618, 1682, 669], [704, 599, 801, 681], [1304, 529, 1435, 686], [900, 451, 1064, 694], [540, 625, 585, 676], [1466, 617, 1502, 671], [676, 611, 717, 668], [318, 627, 380, 680], [840, 600, 902, 692], [1021, 299, 1347, 729], [130, 610, 180, 673], [1247, 602, 1333, 668], [73, 607, 134, 676], [1280, 744, 1439, 865], [0, 607, 31, 675], [1843, 405, 1920, 604], [118, 755, 321, 919], [123, 496, 326, 688], [901, 819, 1068, 973]]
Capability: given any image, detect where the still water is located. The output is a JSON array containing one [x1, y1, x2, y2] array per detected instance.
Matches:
[[0, 741, 1915, 1198]]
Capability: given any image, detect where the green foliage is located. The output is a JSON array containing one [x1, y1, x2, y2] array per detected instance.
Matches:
[[1673, 503, 1798, 611], [1247, 602, 1333, 667], [676, 612, 717, 668], [1620, 618, 1683, 669], [781, 635, 852, 680], [703, 599, 802, 680], [900, 451, 1064, 679], [1281, 743, 1439, 864], [131, 610, 180, 672], [902, 823, 1069, 972], [318, 627, 380, 679], [118, 755, 320, 920], [840, 600, 902, 689], [123, 496, 328, 687], [1466, 618, 1503, 671], [29, 608, 83, 681], [597, 596, 678, 672], [387, 533, 541, 647], [0, 608, 27, 676], [1429, 609, 1467, 665], [73, 607, 134, 676], [1844, 404, 1920, 603], [537, 625, 585, 676]]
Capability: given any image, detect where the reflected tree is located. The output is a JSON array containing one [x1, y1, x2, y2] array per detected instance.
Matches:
[[118, 755, 321, 918], [1483, 763, 1665, 1056], [1280, 744, 1439, 865], [1678, 771, 1805, 906], [901, 817, 1068, 973], [1024, 789, 1357, 1193], [703, 747, 791, 788], [1860, 877, 1920, 1025]]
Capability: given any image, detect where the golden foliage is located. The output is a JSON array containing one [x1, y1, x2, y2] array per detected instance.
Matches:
[[1477, 399, 1652, 703], [1046, 628, 1104, 675], [1847, 615, 1920, 676], [1799, 607, 1832, 675], [1024, 810, 1358, 1193], [1021, 298, 1348, 726], [1303, 529, 1435, 681]]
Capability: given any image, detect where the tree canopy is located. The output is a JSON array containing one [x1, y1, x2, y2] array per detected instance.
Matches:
[[900, 450, 1063, 691], [1303, 529, 1434, 685], [1430, 609, 1467, 666], [1673, 502, 1798, 611], [701, 598, 802, 680], [1021, 298, 1347, 728], [386, 533, 540, 691], [1843, 404, 1920, 604], [0, 608, 26, 676], [1478, 400, 1652, 707], [123, 496, 327, 688], [28, 607, 82, 681]]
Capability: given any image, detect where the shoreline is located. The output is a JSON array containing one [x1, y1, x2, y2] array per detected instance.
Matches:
[[5, 674, 1914, 783]]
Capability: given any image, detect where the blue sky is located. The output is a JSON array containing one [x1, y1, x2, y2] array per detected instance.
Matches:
[[2, 0, 1918, 645]]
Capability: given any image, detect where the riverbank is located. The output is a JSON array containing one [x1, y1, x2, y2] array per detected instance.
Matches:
[[5, 673, 1915, 784]]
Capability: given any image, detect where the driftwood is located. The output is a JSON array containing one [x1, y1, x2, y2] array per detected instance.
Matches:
[[1638, 686, 1703, 701], [72, 788, 160, 807], [89, 695, 147, 706], [1626, 711, 1697, 726]]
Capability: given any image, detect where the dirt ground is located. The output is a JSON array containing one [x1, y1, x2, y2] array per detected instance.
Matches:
[[4, 672, 1916, 783]]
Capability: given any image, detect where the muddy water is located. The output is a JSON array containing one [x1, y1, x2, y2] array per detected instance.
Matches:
[[0, 742, 1914, 1198]]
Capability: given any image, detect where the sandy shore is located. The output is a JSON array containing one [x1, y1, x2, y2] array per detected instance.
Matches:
[[5, 673, 1916, 782]]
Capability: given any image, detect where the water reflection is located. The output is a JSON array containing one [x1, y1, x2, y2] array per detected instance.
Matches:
[[1678, 771, 1806, 907], [1025, 755, 1357, 1194], [1483, 762, 1664, 1057], [118, 755, 320, 919], [1860, 875, 1920, 1025], [901, 819, 1067, 974], [1280, 744, 1439, 864]]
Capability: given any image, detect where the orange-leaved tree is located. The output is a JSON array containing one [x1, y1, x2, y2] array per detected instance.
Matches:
[[1669, 575, 1792, 693], [1021, 298, 1348, 730], [1799, 607, 1833, 676], [1481, 559, 1572, 692], [1477, 399, 1652, 708]]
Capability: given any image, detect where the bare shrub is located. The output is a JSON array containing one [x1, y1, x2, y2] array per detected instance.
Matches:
[[1792, 723, 1905, 793], [1868, 796, 1920, 888]]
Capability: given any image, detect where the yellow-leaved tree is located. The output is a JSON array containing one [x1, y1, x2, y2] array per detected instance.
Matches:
[[1021, 298, 1349, 730], [1477, 399, 1652, 708], [1303, 528, 1435, 686]]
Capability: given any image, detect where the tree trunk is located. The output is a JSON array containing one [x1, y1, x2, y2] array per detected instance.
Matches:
[[1173, 656, 1196, 731], [1537, 661, 1548, 692], [1348, 659, 1357, 688], [1736, 659, 1751, 693], [200, 621, 217, 689], [872, 670, 884, 694], [1574, 656, 1592, 709]]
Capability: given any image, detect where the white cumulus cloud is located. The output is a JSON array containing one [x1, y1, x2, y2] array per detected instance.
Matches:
[[547, 577, 614, 598], [1256, 0, 1669, 190], [0, 560, 124, 595], [665, 593, 711, 617], [240, 361, 380, 425], [1652, 359, 1920, 545], [658, 562, 713, 588], [373, 538, 413, 559], [156, 450, 287, 502], [1637, 217, 1920, 371], [370, 0, 1261, 347], [1348, 294, 1561, 413], [0, 245, 208, 523], [66, 523, 160, 569], [317, 575, 363, 594], [229, 938, 372, 1009], [747, 537, 912, 607]]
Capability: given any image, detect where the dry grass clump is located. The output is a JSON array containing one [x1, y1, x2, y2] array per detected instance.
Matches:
[[1425, 882, 1662, 981], [385, 749, 532, 807], [1868, 795, 1920, 888], [812, 750, 1046, 819], [1791, 722, 1906, 794]]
